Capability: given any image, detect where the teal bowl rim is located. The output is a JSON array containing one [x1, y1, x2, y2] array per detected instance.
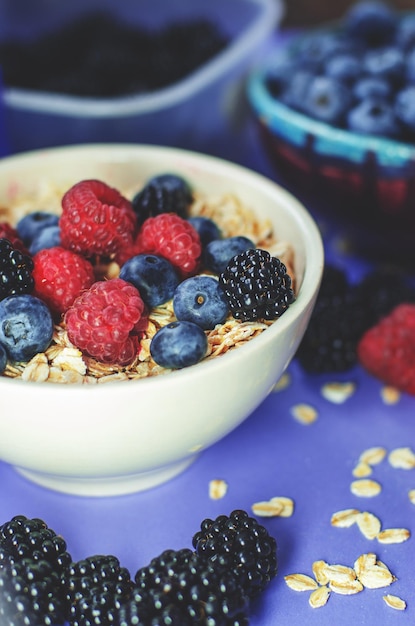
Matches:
[[247, 51, 415, 170]]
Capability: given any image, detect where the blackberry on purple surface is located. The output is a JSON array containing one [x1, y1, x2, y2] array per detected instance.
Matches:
[[0, 238, 34, 301], [0, 557, 67, 626], [192, 509, 278, 599], [0, 515, 71, 573], [127, 547, 249, 626], [64, 554, 133, 625], [219, 248, 295, 322]]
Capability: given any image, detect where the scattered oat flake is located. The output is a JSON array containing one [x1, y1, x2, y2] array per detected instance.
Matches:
[[312, 560, 330, 585], [352, 461, 373, 478], [209, 479, 228, 500], [381, 386, 401, 404], [270, 496, 294, 517], [330, 508, 360, 528], [329, 578, 363, 595], [354, 554, 395, 589], [383, 594, 407, 610], [377, 528, 410, 544], [356, 511, 382, 540], [284, 574, 319, 591], [320, 381, 356, 404], [273, 371, 291, 391], [251, 499, 284, 517], [359, 446, 387, 466], [409, 489, 415, 505], [388, 447, 415, 469], [350, 479, 382, 497], [290, 403, 318, 425], [309, 585, 330, 608], [324, 564, 358, 587]]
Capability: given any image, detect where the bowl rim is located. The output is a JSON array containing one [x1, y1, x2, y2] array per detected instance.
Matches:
[[247, 41, 415, 167], [3, 0, 284, 118], [0, 143, 324, 393]]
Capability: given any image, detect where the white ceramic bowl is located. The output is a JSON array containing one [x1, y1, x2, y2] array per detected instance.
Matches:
[[0, 144, 323, 497]]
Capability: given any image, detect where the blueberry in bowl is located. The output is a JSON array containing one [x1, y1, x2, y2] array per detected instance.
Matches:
[[247, 0, 415, 263]]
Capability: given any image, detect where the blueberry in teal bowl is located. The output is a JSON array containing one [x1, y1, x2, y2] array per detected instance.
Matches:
[[0, 143, 323, 497], [247, 0, 415, 262]]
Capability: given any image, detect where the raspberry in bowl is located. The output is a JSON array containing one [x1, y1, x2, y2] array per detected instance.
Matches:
[[0, 144, 323, 496]]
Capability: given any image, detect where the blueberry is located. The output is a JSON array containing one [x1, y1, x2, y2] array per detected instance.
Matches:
[[0, 343, 7, 373], [363, 46, 405, 86], [347, 98, 400, 137], [353, 76, 392, 101], [396, 12, 415, 51], [119, 254, 179, 308], [324, 53, 361, 85], [16, 212, 60, 247], [173, 275, 229, 330], [0, 294, 54, 362], [187, 217, 221, 248], [344, 1, 397, 47], [295, 32, 358, 72], [150, 321, 208, 369], [29, 225, 61, 255], [264, 54, 301, 99], [303, 75, 353, 125], [395, 85, 415, 134], [132, 173, 193, 225], [405, 48, 415, 84], [204, 236, 254, 275], [280, 69, 315, 112]]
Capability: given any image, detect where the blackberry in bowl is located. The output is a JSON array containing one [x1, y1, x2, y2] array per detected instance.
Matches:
[[247, 0, 415, 263], [0, 143, 323, 497]]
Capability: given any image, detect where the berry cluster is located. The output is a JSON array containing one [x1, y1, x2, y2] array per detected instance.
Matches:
[[265, 1, 415, 142], [0, 510, 278, 625], [0, 173, 296, 376], [295, 262, 415, 393], [0, 13, 229, 98]]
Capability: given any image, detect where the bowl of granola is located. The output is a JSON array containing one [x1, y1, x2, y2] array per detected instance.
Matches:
[[0, 144, 323, 497]]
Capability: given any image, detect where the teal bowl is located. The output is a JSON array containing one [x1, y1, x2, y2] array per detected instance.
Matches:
[[247, 46, 415, 262]]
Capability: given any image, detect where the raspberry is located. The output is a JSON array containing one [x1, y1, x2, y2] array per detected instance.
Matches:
[[0, 221, 29, 254], [60, 179, 137, 259], [192, 509, 278, 599], [32, 246, 95, 317], [134, 213, 201, 278], [357, 303, 415, 395], [65, 278, 146, 366]]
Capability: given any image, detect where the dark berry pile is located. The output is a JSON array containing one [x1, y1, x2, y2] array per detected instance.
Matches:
[[0, 13, 229, 97], [0, 510, 278, 625], [264, 1, 415, 144], [295, 262, 415, 374], [219, 248, 295, 322], [0, 237, 34, 301]]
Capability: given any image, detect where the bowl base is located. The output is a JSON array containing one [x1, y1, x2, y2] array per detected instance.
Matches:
[[14, 455, 197, 497]]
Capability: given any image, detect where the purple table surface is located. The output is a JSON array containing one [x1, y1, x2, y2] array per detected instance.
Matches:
[[1, 31, 415, 626]]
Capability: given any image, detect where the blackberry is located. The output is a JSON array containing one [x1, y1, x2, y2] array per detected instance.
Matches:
[[0, 557, 67, 626], [0, 515, 71, 573], [296, 263, 415, 374], [219, 249, 295, 322], [64, 554, 133, 626], [0, 237, 34, 301], [192, 510, 278, 599], [122, 548, 249, 626], [132, 174, 193, 226]]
